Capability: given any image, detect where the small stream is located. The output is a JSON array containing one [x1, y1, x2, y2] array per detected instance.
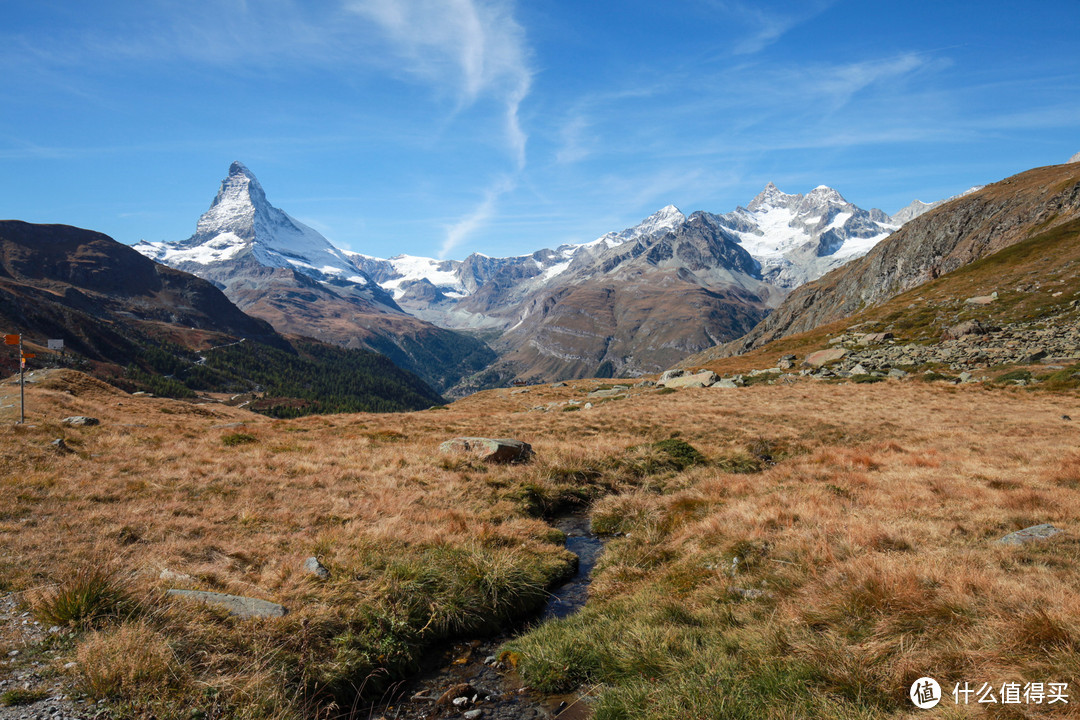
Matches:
[[354, 515, 604, 720]]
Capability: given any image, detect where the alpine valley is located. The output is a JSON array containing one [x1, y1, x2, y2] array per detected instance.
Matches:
[[138, 162, 944, 393]]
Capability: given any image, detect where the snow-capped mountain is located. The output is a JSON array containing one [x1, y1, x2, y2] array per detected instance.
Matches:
[[891, 185, 986, 226], [137, 162, 394, 307], [136, 162, 495, 393], [705, 183, 898, 288]]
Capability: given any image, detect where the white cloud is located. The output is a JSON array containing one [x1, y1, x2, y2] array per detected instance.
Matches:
[[346, 0, 533, 168], [440, 175, 515, 258]]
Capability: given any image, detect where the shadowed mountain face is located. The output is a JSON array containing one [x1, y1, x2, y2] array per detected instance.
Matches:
[[717, 162, 1080, 357], [450, 212, 784, 391], [136, 163, 494, 393], [0, 220, 446, 414], [0, 220, 283, 364]]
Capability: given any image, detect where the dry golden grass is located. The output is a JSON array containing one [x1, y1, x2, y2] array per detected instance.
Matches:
[[1, 369, 1079, 718]]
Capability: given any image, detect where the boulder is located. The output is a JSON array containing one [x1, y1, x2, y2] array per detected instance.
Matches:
[[802, 348, 847, 369], [857, 332, 893, 346], [964, 292, 998, 305], [438, 437, 534, 464], [776, 354, 797, 370], [712, 379, 738, 389], [658, 369, 687, 383], [61, 416, 99, 427], [943, 319, 988, 340], [166, 589, 287, 618], [660, 370, 719, 388], [997, 524, 1064, 545], [303, 557, 330, 579], [588, 388, 624, 398]]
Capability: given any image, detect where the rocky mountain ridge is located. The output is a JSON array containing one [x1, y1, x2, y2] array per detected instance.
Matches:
[[136, 162, 495, 393], [718, 162, 1080, 356]]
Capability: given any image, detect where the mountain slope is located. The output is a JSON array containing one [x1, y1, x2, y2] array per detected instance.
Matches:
[[450, 211, 782, 390], [137, 163, 495, 393], [0, 220, 444, 413], [716, 162, 1080, 356]]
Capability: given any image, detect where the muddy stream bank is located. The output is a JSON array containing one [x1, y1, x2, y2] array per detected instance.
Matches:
[[354, 515, 604, 720]]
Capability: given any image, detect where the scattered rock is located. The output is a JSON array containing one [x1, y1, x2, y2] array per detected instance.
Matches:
[[712, 378, 738, 389], [436, 684, 477, 708], [997, 524, 1065, 545], [776, 354, 797, 370], [660, 370, 719, 388], [887, 368, 909, 379], [166, 589, 287, 618], [303, 557, 330, 579], [50, 438, 74, 453], [1021, 348, 1047, 363], [464, 710, 483, 720], [550, 382, 567, 388], [802, 348, 847, 368], [943, 319, 989, 340], [60, 416, 99, 427], [588, 388, 625, 398], [857, 332, 893, 346], [634, 379, 655, 388], [658, 369, 687, 383], [958, 371, 973, 383], [964, 291, 998, 305], [438, 437, 534, 464]]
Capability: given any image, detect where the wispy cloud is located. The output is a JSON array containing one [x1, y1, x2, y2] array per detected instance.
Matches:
[[346, 0, 532, 168], [704, 0, 837, 55], [440, 175, 516, 258], [346, 1, 533, 252]]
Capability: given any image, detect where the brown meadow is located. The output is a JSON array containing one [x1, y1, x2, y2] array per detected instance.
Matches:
[[1, 369, 1079, 718]]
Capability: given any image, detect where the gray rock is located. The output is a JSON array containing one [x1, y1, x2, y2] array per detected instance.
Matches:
[[857, 332, 893, 346], [438, 437, 534, 464], [60, 416, 99, 427], [50, 438, 74, 453], [166, 589, 287, 618], [658, 369, 687, 383], [712, 379, 738, 389], [464, 710, 483, 719], [634, 379, 656, 388], [964, 292, 998, 305], [958, 371, 974, 383], [661, 370, 719, 388], [588, 388, 625, 398], [997, 524, 1065, 545], [887, 368, 909, 379], [303, 557, 329, 579], [802, 348, 847, 368], [550, 382, 567, 388]]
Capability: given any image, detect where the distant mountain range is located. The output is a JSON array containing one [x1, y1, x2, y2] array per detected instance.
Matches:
[[138, 162, 959, 389]]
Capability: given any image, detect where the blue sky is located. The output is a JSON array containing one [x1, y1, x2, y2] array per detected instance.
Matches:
[[2, 1, 1078, 259]]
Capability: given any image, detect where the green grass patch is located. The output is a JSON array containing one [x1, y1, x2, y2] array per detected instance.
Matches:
[[0, 688, 48, 707]]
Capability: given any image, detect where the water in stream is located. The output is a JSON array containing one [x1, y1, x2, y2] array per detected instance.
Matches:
[[354, 516, 604, 720]]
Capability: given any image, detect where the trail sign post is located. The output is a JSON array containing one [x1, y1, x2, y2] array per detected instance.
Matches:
[[5, 334, 24, 423]]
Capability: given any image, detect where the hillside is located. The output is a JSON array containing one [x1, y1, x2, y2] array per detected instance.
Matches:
[[0, 221, 444, 414], [679, 213, 1080, 385], [718, 162, 1080, 356]]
